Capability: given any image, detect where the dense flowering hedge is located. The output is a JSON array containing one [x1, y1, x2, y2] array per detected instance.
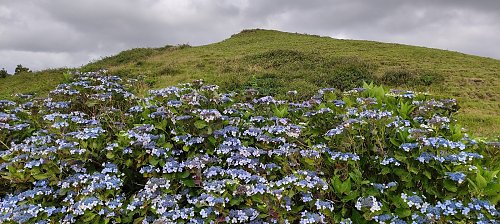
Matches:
[[0, 70, 498, 223]]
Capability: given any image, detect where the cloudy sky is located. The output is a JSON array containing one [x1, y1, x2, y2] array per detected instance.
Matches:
[[1, 0, 499, 73]]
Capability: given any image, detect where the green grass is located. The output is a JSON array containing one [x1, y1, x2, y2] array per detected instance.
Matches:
[[1, 29, 499, 137], [0, 69, 66, 99]]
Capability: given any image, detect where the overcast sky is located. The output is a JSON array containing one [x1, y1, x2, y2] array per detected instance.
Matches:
[[1, 0, 499, 73]]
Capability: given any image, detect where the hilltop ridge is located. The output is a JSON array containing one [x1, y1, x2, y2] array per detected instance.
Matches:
[[1, 29, 499, 136]]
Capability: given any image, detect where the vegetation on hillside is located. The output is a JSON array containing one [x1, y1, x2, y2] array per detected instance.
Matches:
[[0, 71, 498, 223], [0, 29, 498, 137], [14, 65, 31, 75], [0, 69, 8, 79]]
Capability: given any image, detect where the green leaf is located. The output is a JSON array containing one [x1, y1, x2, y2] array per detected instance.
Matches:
[[7, 165, 16, 173], [272, 105, 288, 118], [380, 167, 391, 175], [194, 120, 207, 129], [208, 136, 216, 144], [339, 178, 352, 194], [483, 170, 499, 182], [106, 151, 115, 159], [292, 205, 305, 213], [476, 173, 488, 189], [484, 183, 500, 196], [85, 100, 99, 108], [407, 165, 418, 174], [389, 138, 399, 146], [230, 197, 244, 206], [125, 159, 133, 167], [82, 212, 97, 222], [182, 179, 196, 187], [133, 217, 145, 224], [33, 173, 52, 180], [490, 170, 499, 179], [395, 208, 411, 218], [351, 209, 365, 223], [341, 191, 359, 202], [149, 157, 159, 166], [332, 176, 342, 193], [491, 192, 500, 205], [163, 142, 173, 149], [304, 158, 316, 166], [444, 179, 457, 192], [360, 180, 371, 185], [423, 170, 432, 179], [155, 120, 168, 131], [348, 169, 362, 184]]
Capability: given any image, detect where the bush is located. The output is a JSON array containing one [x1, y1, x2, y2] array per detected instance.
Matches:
[[0, 69, 8, 79], [380, 69, 444, 86], [324, 57, 375, 90], [14, 64, 30, 75], [0, 71, 498, 223]]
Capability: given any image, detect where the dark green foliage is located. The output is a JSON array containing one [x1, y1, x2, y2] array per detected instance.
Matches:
[[380, 69, 444, 86], [14, 64, 30, 75], [246, 73, 282, 96], [0, 68, 8, 78], [418, 71, 445, 85], [313, 57, 376, 90]]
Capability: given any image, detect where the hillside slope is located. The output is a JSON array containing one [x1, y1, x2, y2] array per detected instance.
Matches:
[[1, 29, 499, 137]]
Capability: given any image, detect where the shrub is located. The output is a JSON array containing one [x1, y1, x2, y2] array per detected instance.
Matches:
[[0, 71, 498, 223], [0, 69, 8, 79], [246, 73, 282, 96], [14, 64, 30, 75], [418, 72, 445, 86], [380, 69, 444, 86], [327, 58, 375, 90]]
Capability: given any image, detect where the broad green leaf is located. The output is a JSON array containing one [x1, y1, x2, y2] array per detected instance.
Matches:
[[476, 173, 488, 189], [395, 208, 411, 218], [194, 120, 207, 129], [423, 170, 432, 179], [106, 151, 115, 159], [33, 173, 52, 180], [444, 179, 457, 192], [182, 179, 196, 187], [339, 178, 352, 194]]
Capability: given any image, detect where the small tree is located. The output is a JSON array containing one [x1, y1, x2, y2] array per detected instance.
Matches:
[[14, 64, 30, 75], [0, 68, 8, 78]]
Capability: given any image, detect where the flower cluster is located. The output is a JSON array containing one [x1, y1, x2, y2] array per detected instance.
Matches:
[[0, 71, 498, 223]]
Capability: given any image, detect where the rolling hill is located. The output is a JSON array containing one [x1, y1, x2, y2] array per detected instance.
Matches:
[[0, 29, 499, 137]]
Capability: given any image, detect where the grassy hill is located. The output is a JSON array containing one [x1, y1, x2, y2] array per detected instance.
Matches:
[[1, 29, 499, 137]]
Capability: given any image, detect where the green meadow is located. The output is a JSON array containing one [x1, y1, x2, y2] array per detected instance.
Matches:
[[1, 29, 499, 137]]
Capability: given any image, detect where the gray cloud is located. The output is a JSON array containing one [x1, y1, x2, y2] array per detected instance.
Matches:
[[1, 0, 499, 73]]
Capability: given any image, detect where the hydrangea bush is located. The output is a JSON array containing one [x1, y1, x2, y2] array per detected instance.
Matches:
[[0, 70, 498, 223]]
